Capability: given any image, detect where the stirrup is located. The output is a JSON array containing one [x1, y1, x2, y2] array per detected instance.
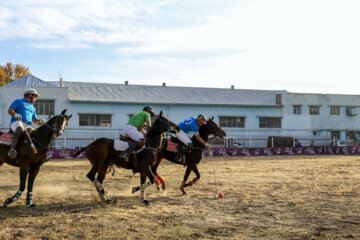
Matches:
[[119, 152, 129, 161], [8, 149, 17, 160]]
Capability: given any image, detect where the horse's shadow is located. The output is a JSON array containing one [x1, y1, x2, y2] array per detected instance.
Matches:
[[0, 194, 168, 219]]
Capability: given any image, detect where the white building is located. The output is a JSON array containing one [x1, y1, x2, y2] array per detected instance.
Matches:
[[0, 75, 359, 148]]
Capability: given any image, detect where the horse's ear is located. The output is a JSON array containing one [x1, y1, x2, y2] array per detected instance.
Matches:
[[210, 116, 214, 121], [69, 114, 72, 118], [61, 109, 67, 115], [159, 110, 163, 117]]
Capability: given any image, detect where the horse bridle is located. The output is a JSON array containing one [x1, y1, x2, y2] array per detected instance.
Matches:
[[44, 115, 69, 138], [144, 116, 176, 152], [206, 120, 223, 138]]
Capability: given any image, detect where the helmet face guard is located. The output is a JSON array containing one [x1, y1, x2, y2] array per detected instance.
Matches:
[[197, 114, 207, 123]]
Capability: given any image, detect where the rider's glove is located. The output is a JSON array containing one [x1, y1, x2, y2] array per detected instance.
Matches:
[[14, 113, 22, 121], [39, 119, 45, 125], [204, 143, 210, 149]]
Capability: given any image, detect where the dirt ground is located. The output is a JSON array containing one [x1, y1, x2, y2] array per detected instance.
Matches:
[[0, 155, 359, 240]]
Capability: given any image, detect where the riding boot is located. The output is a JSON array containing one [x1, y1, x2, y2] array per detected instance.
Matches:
[[119, 141, 138, 162], [8, 127, 24, 160], [174, 144, 186, 166]]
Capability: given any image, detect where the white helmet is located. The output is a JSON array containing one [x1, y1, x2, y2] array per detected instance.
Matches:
[[24, 88, 40, 97]]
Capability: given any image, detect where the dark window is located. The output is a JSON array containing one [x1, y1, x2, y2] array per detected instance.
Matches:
[[330, 106, 340, 115], [331, 131, 340, 139], [34, 100, 55, 115], [259, 117, 281, 128], [79, 114, 111, 126], [219, 116, 245, 128], [309, 106, 320, 115], [293, 105, 301, 115]]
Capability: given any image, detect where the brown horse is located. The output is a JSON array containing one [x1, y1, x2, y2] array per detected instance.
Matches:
[[133, 117, 226, 196], [73, 111, 180, 205], [1, 109, 72, 208]]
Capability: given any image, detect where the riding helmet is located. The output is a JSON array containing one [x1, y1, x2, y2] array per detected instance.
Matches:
[[197, 114, 207, 122], [24, 88, 40, 97], [143, 106, 155, 117]]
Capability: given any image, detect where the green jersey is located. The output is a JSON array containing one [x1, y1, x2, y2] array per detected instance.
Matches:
[[127, 111, 151, 128]]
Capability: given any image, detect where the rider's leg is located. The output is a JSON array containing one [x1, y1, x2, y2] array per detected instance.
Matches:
[[174, 130, 192, 165], [119, 125, 145, 161], [8, 123, 25, 160]]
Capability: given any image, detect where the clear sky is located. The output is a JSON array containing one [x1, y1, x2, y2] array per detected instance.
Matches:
[[1, 0, 360, 94]]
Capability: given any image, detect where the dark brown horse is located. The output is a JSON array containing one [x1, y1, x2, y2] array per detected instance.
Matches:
[[1, 109, 72, 208], [133, 117, 226, 196], [73, 111, 180, 205]]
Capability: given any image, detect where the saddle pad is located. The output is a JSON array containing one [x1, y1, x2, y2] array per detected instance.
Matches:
[[167, 138, 178, 152], [0, 132, 12, 145], [114, 139, 129, 151]]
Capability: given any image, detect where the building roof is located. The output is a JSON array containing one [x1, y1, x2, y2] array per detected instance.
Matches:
[[3, 75, 280, 106], [55, 81, 280, 106], [5, 75, 57, 87]]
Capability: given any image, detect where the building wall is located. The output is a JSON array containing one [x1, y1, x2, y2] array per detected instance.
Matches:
[[1, 85, 360, 148]]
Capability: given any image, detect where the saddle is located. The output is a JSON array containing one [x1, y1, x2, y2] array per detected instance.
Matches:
[[0, 132, 12, 145]]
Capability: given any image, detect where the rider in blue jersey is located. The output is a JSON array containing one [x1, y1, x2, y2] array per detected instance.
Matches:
[[174, 115, 208, 165], [7, 89, 45, 160]]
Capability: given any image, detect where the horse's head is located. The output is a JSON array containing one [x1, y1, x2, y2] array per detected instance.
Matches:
[[205, 117, 226, 138], [45, 109, 72, 138], [151, 111, 180, 134]]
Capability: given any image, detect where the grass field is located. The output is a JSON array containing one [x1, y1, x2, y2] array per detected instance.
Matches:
[[1, 155, 360, 240]]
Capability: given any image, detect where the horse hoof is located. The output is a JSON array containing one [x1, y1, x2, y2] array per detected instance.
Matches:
[[3, 198, 12, 207], [105, 199, 113, 204], [156, 186, 160, 191], [161, 185, 166, 191], [144, 200, 151, 205], [132, 187, 137, 194], [181, 191, 187, 196], [27, 204, 38, 209]]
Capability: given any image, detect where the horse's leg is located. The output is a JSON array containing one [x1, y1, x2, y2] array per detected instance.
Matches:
[[94, 161, 110, 203], [140, 170, 153, 205], [3, 165, 29, 207], [151, 161, 165, 191], [26, 166, 40, 208], [180, 166, 192, 196], [184, 163, 200, 189], [86, 165, 98, 182]]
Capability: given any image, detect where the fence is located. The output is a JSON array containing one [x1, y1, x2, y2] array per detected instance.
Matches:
[[51, 136, 359, 150]]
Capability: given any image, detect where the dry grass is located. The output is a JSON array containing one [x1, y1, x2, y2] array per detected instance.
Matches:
[[1, 155, 360, 240]]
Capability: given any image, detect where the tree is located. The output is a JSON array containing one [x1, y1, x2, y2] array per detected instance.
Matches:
[[0, 62, 31, 86]]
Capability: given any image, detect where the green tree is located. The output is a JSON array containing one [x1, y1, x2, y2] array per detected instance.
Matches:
[[0, 62, 31, 86]]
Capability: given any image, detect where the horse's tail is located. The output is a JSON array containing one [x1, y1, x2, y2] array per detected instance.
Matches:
[[73, 147, 87, 157]]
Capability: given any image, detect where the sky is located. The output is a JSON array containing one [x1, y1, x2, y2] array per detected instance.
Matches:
[[1, 0, 360, 94]]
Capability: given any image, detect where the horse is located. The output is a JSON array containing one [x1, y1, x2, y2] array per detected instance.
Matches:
[[0, 109, 72, 208], [73, 111, 180, 205], [134, 116, 226, 196]]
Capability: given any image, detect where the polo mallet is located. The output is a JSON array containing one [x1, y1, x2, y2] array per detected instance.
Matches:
[[208, 144, 224, 199], [19, 121, 37, 154]]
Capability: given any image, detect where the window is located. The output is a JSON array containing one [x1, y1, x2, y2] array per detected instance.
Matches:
[[34, 100, 55, 115], [330, 106, 340, 115], [293, 105, 301, 115], [79, 114, 111, 126], [219, 116, 245, 128], [346, 107, 356, 116], [331, 131, 340, 139], [309, 106, 320, 115], [259, 117, 281, 128]]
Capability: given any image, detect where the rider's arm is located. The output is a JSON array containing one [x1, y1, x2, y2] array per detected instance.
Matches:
[[145, 118, 151, 134], [8, 107, 16, 117], [194, 133, 207, 146], [33, 119, 41, 125]]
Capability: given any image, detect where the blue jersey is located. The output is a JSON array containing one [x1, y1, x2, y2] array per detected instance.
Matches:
[[10, 98, 37, 126], [178, 117, 199, 134]]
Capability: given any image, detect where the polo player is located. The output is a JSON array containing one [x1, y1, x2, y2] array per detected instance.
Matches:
[[7, 88, 45, 159]]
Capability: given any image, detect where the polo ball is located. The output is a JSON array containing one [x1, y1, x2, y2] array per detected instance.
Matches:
[[217, 192, 224, 199]]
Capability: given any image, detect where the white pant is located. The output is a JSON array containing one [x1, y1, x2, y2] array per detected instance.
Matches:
[[176, 130, 192, 145], [124, 125, 144, 141], [10, 121, 31, 132]]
